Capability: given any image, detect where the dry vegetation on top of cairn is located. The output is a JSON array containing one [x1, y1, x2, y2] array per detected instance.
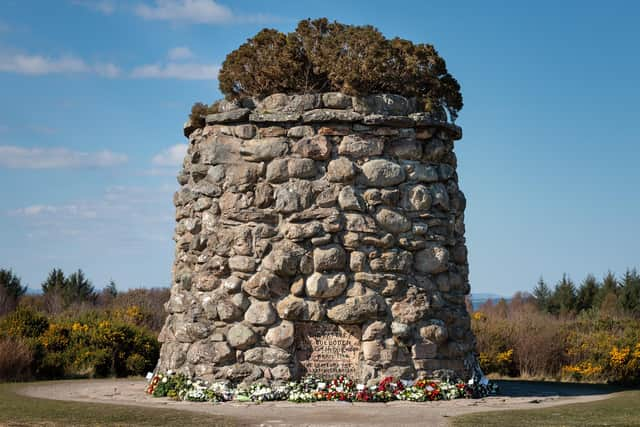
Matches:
[[190, 18, 462, 126]]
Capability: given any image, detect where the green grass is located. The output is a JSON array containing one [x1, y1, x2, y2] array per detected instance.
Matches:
[[0, 382, 236, 427], [452, 390, 640, 427]]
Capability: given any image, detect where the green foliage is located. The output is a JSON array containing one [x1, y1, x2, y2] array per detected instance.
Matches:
[[0, 306, 49, 338], [0, 269, 27, 299], [41, 268, 96, 311], [532, 277, 552, 312], [475, 269, 640, 384], [218, 18, 463, 120], [65, 269, 96, 303], [549, 274, 577, 315], [0, 307, 159, 379], [105, 280, 118, 298], [577, 274, 599, 312], [619, 269, 640, 316], [41, 268, 66, 294]]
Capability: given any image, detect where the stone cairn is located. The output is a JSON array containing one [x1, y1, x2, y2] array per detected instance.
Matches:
[[157, 92, 479, 385]]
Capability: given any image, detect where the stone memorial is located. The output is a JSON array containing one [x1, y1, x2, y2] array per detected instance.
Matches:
[[155, 19, 480, 386], [155, 92, 479, 385]]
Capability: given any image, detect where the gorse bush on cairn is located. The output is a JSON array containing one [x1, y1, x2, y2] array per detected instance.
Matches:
[[191, 18, 463, 124]]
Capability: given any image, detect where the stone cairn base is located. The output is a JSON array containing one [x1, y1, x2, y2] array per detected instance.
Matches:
[[157, 92, 478, 385]]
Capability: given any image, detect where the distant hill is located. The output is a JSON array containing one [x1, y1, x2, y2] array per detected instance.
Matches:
[[469, 293, 510, 310]]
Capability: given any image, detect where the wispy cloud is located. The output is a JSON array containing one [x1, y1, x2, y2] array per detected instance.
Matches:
[[8, 185, 176, 245], [95, 62, 121, 77], [0, 145, 128, 169], [151, 143, 187, 167], [134, 0, 278, 24], [168, 46, 194, 60], [9, 204, 98, 219], [0, 48, 215, 80], [135, 0, 232, 23], [131, 62, 218, 80], [70, 0, 117, 14], [0, 52, 121, 77]]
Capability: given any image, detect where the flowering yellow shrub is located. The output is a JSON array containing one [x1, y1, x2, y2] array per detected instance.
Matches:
[[0, 307, 159, 379], [562, 361, 604, 381]]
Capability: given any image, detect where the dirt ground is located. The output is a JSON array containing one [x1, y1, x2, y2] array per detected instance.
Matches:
[[20, 379, 619, 427]]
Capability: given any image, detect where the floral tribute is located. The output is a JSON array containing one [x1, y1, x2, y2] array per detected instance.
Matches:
[[146, 371, 497, 404]]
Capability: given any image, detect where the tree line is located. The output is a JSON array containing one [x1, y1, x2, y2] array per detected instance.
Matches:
[[531, 269, 640, 317]]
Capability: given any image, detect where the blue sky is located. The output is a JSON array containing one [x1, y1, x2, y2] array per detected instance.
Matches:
[[0, 1, 638, 295]]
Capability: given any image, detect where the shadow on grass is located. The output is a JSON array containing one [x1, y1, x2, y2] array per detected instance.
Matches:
[[494, 379, 624, 397]]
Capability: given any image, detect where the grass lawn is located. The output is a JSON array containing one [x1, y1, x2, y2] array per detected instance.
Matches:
[[453, 390, 640, 426], [0, 382, 236, 427]]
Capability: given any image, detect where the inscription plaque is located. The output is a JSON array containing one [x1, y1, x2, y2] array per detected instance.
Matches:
[[294, 322, 361, 379]]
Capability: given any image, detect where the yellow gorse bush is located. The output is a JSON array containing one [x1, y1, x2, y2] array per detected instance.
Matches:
[[0, 307, 159, 378]]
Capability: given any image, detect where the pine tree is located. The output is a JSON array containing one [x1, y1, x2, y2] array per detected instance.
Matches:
[[41, 268, 95, 308], [0, 268, 27, 299], [65, 269, 96, 304], [550, 274, 577, 315], [105, 279, 118, 298], [532, 276, 552, 312], [41, 268, 66, 294], [619, 269, 640, 316], [576, 274, 600, 312], [595, 271, 619, 309], [0, 268, 27, 314]]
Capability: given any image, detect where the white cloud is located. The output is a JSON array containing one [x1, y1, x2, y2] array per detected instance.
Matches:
[[71, 0, 117, 14], [133, 0, 278, 24], [9, 204, 98, 219], [168, 46, 194, 60], [131, 62, 218, 80], [95, 62, 121, 78], [7, 185, 176, 245], [0, 52, 121, 77], [0, 145, 128, 169], [0, 54, 88, 75], [135, 0, 233, 23], [151, 143, 187, 167]]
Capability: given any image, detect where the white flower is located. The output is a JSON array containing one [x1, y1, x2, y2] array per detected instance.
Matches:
[[356, 384, 365, 391], [167, 369, 174, 375], [426, 385, 434, 391], [468, 378, 474, 385], [162, 377, 168, 383], [336, 386, 344, 392], [317, 382, 326, 390]]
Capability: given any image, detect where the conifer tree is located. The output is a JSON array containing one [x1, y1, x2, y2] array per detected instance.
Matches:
[[532, 276, 552, 312], [619, 269, 640, 316], [550, 274, 577, 315], [576, 274, 600, 312]]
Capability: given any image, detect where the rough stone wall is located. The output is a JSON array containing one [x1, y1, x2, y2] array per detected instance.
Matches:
[[157, 92, 477, 385]]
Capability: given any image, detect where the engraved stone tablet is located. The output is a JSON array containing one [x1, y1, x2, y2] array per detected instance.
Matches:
[[294, 322, 361, 379]]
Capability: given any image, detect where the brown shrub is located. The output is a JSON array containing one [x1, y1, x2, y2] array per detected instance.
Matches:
[[110, 288, 170, 333], [473, 296, 569, 378], [218, 18, 463, 120], [0, 336, 33, 381]]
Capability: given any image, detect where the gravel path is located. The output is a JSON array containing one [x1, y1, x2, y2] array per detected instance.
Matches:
[[19, 379, 618, 427]]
